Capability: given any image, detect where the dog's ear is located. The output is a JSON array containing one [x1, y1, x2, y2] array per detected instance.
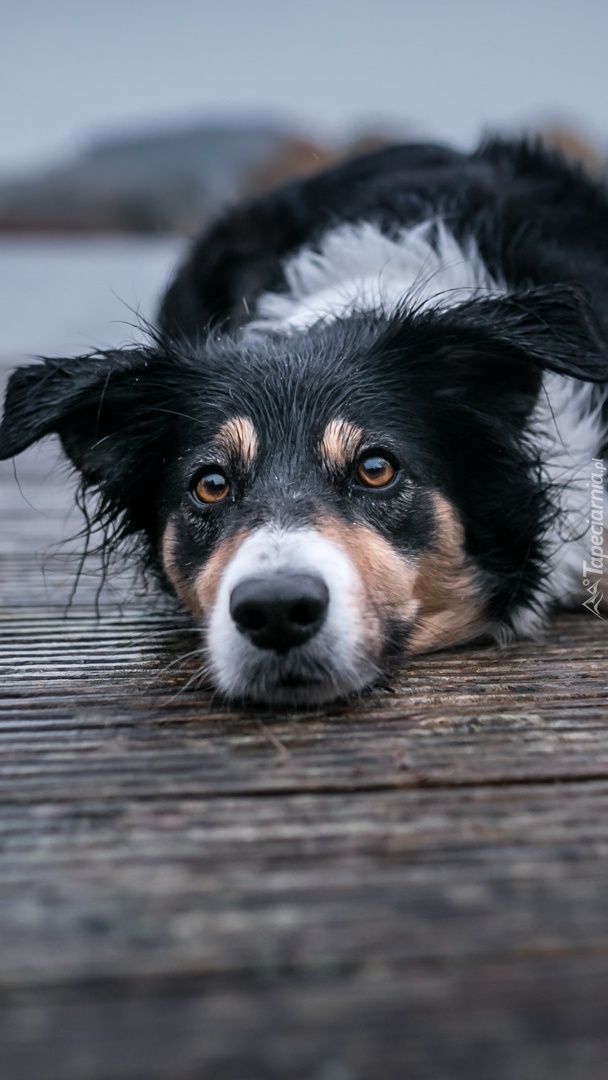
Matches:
[[0, 350, 167, 536], [0, 349, 157, 467], [456, 284, 608, 383]]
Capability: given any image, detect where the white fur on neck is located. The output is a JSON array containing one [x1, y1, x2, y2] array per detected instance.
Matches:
[[513, 374, 608, 636], [248, 219, 502, 334]]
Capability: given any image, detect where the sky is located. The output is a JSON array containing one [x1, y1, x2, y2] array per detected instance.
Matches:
[[1, 0, 608, 176]]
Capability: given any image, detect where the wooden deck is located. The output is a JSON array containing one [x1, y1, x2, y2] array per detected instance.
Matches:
[[1, 351, 607, 1079]]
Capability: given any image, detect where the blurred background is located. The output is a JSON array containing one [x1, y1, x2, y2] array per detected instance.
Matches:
[[1, 0, 607, 356]]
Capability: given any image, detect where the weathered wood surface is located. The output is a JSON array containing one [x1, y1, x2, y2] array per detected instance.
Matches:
[[1, 352, 607, 1080]]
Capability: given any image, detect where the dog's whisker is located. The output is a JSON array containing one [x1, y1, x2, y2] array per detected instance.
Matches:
[[146, 646, 205, 683], [1, 135, 605, 707]]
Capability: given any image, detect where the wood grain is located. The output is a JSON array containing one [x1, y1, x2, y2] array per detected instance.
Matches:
[[1, 354, 607, 1079]]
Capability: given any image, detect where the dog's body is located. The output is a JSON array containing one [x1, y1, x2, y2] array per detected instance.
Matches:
[[1, 139, 607, 704]]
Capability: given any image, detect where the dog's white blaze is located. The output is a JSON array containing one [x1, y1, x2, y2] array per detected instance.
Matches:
[[207, 526, 375, 702], [247, 219, 502, 334]]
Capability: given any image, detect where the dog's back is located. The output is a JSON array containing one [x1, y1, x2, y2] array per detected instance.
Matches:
[[0, 138, 606, 704], [160, 139, 608, 366]]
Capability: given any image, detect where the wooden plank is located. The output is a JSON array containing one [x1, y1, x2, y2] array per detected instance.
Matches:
[[3, 959, 608, 1075], [1, 782, 608, 989], [3, 957, 608, 1080], [0, 609, 606, 802], [1, 350, 608, 1078]]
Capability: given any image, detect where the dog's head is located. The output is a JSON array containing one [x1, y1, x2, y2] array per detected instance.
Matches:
[[1, 286, 605, 705]]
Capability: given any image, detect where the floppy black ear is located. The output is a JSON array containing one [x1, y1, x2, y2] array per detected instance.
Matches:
[[0, 349, 168, 542], [0, 349, 157, 468], [458, 284, 608, 383]]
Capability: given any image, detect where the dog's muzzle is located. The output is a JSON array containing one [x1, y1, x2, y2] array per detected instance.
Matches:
[[205, 526, 378, 705]]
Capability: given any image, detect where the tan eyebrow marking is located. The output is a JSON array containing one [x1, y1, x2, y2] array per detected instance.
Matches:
[[319, 419, 363, 471], [215, 416, 258, 467]]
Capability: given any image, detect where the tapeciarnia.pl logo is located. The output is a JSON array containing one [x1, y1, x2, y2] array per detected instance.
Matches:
[[582, 458, 605, 619]]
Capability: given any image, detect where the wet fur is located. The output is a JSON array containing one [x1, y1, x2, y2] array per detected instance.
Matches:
[[0, 137, 607, 705]]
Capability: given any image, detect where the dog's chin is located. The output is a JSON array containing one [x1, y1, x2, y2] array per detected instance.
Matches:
[[208, 640, 381, 709], [233, 674, 366, 709], [228, 678, 368, 709]]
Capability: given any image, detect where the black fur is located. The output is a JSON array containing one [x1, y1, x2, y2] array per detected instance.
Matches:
[[1, 137, 607, 705]]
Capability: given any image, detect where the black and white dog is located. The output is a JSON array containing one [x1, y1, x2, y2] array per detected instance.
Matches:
[[1, 138, 606, 705]]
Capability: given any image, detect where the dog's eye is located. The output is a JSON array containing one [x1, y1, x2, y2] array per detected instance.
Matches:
[[192, 467, 231, 505], [356, 452, 397, 489]]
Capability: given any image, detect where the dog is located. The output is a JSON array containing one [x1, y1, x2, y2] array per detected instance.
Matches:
[[0, 138, 606, 705]]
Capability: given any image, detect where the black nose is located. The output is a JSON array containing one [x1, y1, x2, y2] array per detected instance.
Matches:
[[230, 573, 330, 653]]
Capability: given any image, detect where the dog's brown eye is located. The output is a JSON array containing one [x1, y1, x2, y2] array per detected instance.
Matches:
[[192, 468, 231, 504], [356, 453, 397, 489]]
